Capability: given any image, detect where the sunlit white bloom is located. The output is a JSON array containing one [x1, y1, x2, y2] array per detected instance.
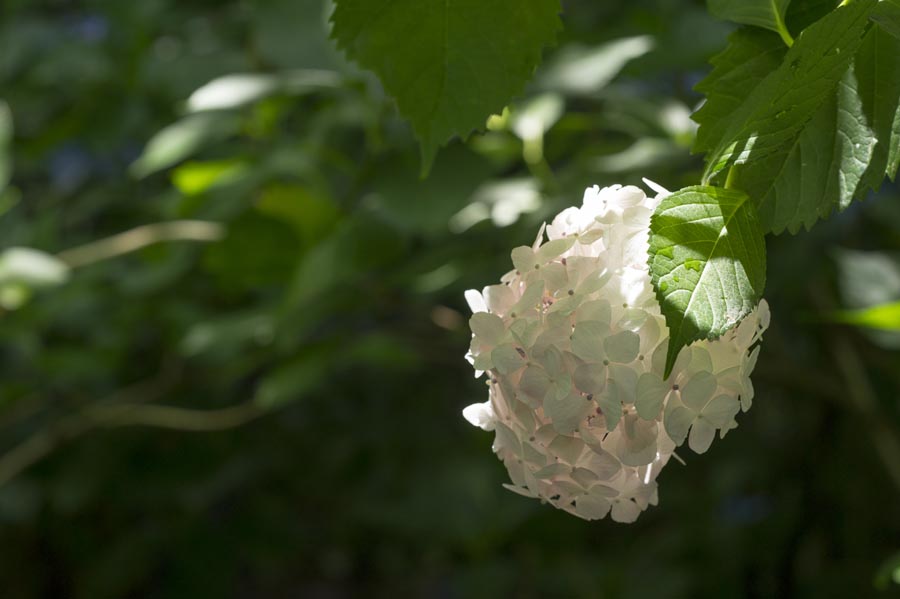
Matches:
[[462, 182, 769, 523]]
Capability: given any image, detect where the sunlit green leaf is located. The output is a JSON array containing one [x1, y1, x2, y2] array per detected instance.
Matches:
[[701, 0, 900, 233], [648, 186, 766, 377]]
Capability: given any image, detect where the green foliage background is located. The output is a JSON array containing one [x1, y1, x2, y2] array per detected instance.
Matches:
[[0, 0, 899, 597]]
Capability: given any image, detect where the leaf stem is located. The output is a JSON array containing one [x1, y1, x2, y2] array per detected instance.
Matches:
[[724, 165, 738, 189], [774, 10, 795, 48]]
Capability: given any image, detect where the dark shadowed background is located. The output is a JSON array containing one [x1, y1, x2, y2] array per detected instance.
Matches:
[[0, 0, 899, 597]]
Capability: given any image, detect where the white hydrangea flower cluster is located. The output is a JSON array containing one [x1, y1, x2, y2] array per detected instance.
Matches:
[[463, 182, 770, 523]]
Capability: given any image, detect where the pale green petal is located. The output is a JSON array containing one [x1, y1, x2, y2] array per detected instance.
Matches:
[[604, 330, 640, 363], [571, 321, 607, 361], [576, 299, 612, 326], [579, 443, 622, 480], [573, 362, 607, 395], [617, 415, 658, 467], [519, 365, 551, 403], [635, 372, 669, 420], [536, 236, 576, 262], [472, 352, 494, 371], [537, 344, 565, 375], [533, 462, 571, 479], [511, 245, 538, 272], [540, 262, 569, 292], [681, 371, 717, 411], [548, 435, 586, 465], [571, 467, 600, 487], [664, 403, 694, 445], [611, 499, 641, 523], [617, 308, 648, 332], [701, 394, 739, 428], [576, 269, 611, 295], [510, 281, 544, 317], [547, 373, 573, 402], [491, 344, 527, 374], [544, 391, 593, 434], [494, 422, 522, 455], [573, 494, 611, 520], [597, 391, 623, 431], [469, 312, 506, 345], [509, 318, 541, 348], [688, 418, 716, 454], [547, 292, 584, 315], [484, 284, 515, 315]]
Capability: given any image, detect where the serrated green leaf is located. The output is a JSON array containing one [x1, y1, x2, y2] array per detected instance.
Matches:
[[330, 0, 561, 173], [873, 0, 900, 40], [708, 0, 794, 43], [729, 23, 900, 232], [700, 0, 900, 234], [648, 186, 766, 378], [693, 28, 787, 154], [704, 0, 877, 181]]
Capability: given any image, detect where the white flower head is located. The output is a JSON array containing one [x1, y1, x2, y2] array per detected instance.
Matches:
[[463, 182, 769, 523]]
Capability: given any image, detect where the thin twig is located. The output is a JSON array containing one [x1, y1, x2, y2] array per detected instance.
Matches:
[[57, 221, 225, 268], [0, 399, 263, 488]]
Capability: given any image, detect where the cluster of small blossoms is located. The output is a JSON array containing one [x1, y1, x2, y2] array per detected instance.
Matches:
[[463, 182, 770, 523]]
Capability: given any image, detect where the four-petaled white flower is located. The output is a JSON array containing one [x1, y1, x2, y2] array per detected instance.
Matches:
[[462, 182, 769, 523]]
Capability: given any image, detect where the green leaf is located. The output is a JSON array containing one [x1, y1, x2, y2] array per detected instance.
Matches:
[[693, 28, 787, 154], [872, 0, 900, 40], [732, 23, 900, 232], [708, 0, 794, 45], [701, 0, 900, 233], [648, 186, 766, 378], [831, 300, 900, 331], [330, 0, 561, 173], [131, 112, 242, 178]]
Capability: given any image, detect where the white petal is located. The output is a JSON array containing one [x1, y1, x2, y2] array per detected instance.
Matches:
[[611, 499, 642, 523], [503, 483, 537, 498], [642, 177, 670, 198], [462, 401, 495, 431], [464, 289, 487, 314], [573, 494, 611, 520], [483, 284, 515, 315]]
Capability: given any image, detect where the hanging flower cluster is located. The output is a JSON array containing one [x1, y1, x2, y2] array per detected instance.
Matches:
[[462, 182, 770, 523]]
